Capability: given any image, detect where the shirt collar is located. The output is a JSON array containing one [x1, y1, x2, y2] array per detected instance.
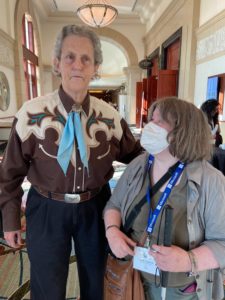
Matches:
[[143, 151, 203, 187], [185, 160, 203, 186], [58, 85, 90, 117]]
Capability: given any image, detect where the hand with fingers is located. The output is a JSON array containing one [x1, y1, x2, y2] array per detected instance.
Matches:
[[149, 244, 190, 272], [4, 230, 25, 249], [106, 227, 137, 258]]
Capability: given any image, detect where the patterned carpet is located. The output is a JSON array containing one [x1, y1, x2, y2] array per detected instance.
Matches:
[[0, 244, 79, 299], [0, 246, 30, 299]]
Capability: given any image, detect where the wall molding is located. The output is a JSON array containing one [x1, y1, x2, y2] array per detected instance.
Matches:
[[197, 9, 225, 39], [0, 29, 15, 69], [196, 48, 225, 65], [196, 9, 225, 62], [144, 0, 185, 46], [94, 27, 139, 66]]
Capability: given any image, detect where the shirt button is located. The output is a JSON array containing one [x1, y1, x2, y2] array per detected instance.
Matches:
[[78, 167, 82, 171], [196, 274, 200, 279], [188, 219, 192, 225], [190, 241, 195, 246], [77, 186, 80, 189], [197, 288, 202, 293]]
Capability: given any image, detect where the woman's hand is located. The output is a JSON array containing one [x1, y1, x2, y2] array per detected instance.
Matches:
[[106, 227, 136, 258], [4, 230, 25, 249], [149, 244, 190, 272]]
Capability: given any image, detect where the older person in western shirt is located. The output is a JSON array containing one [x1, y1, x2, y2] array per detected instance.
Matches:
[[0, 25, 142, 300]]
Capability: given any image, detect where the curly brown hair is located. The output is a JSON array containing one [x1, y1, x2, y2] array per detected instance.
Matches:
[[148, 97, 212, 163]]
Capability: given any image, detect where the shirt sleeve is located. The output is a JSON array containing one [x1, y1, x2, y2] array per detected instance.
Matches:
[[116, 118, 143, 164], [103, 163, 129, 214], [201, 169, 225, 268], [0, 119, 30, 231]]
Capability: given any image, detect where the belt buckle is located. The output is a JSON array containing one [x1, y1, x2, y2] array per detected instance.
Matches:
[[64, 193, 81, 203]]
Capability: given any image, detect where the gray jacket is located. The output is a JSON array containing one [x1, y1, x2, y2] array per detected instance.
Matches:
[[104, 152, 225, 300]]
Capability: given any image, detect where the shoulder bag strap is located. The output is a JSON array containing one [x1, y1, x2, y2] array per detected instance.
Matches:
[[123, 161, 180, 233]]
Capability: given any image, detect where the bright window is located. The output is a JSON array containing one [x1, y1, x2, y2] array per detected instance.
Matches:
[[22, 14, 38, 100]]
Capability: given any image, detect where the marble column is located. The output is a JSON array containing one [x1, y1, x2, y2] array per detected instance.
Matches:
[[123, 66, 143, 125], [118, 94, 126, 119]]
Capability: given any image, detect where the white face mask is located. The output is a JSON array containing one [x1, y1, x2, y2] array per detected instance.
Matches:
[[140, 122, 169, 154]]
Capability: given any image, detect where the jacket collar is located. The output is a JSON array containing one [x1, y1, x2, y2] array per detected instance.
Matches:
[[142, 151, 203, 187], [185, 160, 203, 186]]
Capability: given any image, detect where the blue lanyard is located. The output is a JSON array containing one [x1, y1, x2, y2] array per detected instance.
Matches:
[[146, 154, 185, 234]]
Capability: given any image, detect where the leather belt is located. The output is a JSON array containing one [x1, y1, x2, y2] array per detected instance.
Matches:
[[33, 186, 101, 204]]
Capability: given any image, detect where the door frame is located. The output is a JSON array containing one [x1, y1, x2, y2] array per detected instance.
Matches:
[[161, 27, 182, 70], [147, 47, 160, 77]]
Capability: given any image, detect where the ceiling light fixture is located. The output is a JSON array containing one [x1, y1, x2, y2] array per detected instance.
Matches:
[[77, 0, 118, 28]]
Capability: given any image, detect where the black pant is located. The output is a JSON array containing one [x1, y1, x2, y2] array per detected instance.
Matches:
[[25, 185, 111, 300]]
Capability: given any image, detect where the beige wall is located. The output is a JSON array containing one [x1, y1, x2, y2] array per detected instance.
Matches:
[[14, 0, 44, 108], [39, 20, 145, 67], [108, 23, 145, 62], [195, 7, 225, 140], [0, 0, 16, 39], [143, 0, 200, 103], [0, 65, 17, 119], [200, 0, 225, 26], [145, 0, 173, 32], [0, 0, 44, 123], [0, 1, 17, 120], [0, 2, 16, 143]]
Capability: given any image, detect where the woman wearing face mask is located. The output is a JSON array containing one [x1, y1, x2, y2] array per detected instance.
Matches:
[[103, 97, 225, 300]]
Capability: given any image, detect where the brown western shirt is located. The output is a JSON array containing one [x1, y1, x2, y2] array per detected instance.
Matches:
[[0, 86, 142, 231]]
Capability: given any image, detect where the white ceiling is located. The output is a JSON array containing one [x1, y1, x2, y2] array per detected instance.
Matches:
[[38, 0, 166, 22], [43, 0, 138, 15]]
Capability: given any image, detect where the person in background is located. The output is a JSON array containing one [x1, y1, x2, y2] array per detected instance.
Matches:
[[104, 97, 225, 300], [200, 99, 223, 147], [0, 25, 142, 300]]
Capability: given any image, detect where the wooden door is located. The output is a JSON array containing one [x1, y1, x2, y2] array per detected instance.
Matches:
[[157, 70, 178, 98], [147, 76, 157, 108], [142, 79, 148, 126], [151, 57, 159, 76], [136, 81, 143, 128], [166, 39, 181, 70], [138, 77, 158, 127], [219, 75, 225, 113]]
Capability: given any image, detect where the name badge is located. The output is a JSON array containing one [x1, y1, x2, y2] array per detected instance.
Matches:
[[133, 246, 159, 275]]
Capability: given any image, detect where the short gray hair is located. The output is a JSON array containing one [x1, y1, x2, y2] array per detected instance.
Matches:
[[52, 24, 103, 76]]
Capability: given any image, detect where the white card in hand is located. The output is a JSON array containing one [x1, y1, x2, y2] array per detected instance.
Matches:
[[133, 246, 159, 275]]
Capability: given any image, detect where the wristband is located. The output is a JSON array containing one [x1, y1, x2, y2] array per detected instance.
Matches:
[[105, 224, 120, 232], [187, 250, 198, 277]]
